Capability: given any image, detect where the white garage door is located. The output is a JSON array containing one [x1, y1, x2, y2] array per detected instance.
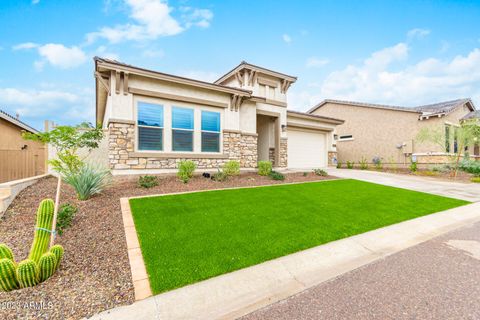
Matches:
[[287, 129, 327, 169]]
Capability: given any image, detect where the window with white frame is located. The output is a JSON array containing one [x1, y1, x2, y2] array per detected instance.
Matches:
[[172, 106, 194, 152], [201, 111, 221, 152], [137, 102, 164, 151]]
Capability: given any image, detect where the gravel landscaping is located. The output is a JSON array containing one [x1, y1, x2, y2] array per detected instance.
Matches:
[[0, 171, 334, 320]]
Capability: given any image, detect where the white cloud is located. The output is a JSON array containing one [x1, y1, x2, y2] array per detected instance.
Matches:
[[0, 88, 78, 108], [181, 7, 213, 28], [178, 70, 219, 82], [407, 28, 431, 40], [96, 45, 119, 60], [32, 0, 40, 4], [13, 42, 39, 50], [306, 57, 330, 68], [310, 44, 480, 107], [86, 0, 211, 44], [37, 44, 87, 69], [282, 34, 292, 44]]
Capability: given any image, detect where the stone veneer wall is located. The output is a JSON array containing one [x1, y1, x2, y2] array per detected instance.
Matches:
[[278, 138, 288, 168], [108, 122, 258, 170], [328, 151, 337, 166]]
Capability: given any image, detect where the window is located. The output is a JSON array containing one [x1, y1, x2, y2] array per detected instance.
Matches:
[[338, 135, 353, 141], [453, 127, 458, 154], [201, 111, 220, 152], [172, 107, 194, 152], [137, 102, 163, 151]]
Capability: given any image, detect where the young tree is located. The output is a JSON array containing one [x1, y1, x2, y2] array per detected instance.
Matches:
[[416, 120, 480, 178]]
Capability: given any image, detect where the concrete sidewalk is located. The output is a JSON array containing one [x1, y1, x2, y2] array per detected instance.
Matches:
[[327, 168, 480, 202], [88, 202, 480, 320]]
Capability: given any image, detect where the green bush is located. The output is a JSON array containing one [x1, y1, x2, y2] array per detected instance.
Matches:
[[359, 157, 368, 170], [313, 169, 328, 176], [258, 161, 272, 176], [63, 164, 112, 200], [269, 171, 285, 180], [223, 160, 240, 176], [459, 159, 480, 174], [471, 176, 480, 183], [212, 170, 228, 182], [410, 161, 418, 173], [346, 161, 354, 169], [177, 160, 196, 183], [138, 175, 158, 188], [56, 203, 77, 236], [336, 162, 342, 169], [372, 156, 383, 170], [303, 172, 308, 177]]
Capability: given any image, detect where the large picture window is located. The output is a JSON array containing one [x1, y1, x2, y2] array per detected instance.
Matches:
[[137, 102, 163, 151], [201, 111, 220, 152], [172, 107, 194, 152]]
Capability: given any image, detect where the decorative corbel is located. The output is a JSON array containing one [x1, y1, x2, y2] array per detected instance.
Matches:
[[230, 95, 238, 111], [123, 72, 129, 95], [235, 71, 244, 87], [235, 96, 243, 111], [281, 80, 292, 93], [115, 71, 121, 94], [94, 71, 111, 95], [248, 70, 257, 86]]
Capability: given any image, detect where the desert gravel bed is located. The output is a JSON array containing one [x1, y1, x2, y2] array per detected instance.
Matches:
[[0, 171, 335, 320]]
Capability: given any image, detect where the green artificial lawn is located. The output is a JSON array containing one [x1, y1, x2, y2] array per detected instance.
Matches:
[[129, 179, 469, 294]]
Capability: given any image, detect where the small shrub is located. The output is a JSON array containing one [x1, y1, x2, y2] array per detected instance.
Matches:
[[56, 203, 77, 236], [459, 159, 480, 174], [418, 170, 438, 176], [372, 156, 383, 170], [313, 169, 328, 176], [359, 157, 368, 170], [177, 160, 196, 183], [303, 172, 308, 177], [258, 161, 272, 176], [410, 161, 418, 173], [431, 165, 450, 173], [138, 175, 158, 188], [223, 160, 240, 176], [63, 164, 112, 200], [336, 161, 342, 169], [346, 161, 354, 169], [269, 171, 285, 180], [211, 170, 228, 182], [471, 176, 480, 183]]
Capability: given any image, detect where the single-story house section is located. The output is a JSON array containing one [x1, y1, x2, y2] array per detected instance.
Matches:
[[308, 98, 478, 165], [94, 58, 344, 174]]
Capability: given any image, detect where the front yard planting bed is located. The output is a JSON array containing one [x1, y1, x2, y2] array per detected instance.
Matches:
[[0, 171, 331, 320], [129, 179, 469, 294]]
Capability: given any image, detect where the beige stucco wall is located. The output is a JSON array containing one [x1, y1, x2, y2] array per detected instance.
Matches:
[[312, 102, 471, 164]]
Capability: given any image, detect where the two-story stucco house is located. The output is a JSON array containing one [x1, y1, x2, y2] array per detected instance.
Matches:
[[94, 58, 344, 174], [308, 98, 478, 165]]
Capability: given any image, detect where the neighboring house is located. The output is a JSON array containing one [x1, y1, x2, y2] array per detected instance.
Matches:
[[308, 99, 478, 165], [0, 110, 46, 182], [94, 58, 344, 174]]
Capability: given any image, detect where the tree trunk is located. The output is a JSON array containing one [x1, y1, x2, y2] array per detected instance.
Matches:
[[50, 176, 61, 246]]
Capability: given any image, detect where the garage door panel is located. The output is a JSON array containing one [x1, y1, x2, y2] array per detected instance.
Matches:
[[287, 129, 326, 168]]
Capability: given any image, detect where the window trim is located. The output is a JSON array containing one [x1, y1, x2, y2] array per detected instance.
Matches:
[[172, 106, 194, 153], [136, 101, 164, 151]]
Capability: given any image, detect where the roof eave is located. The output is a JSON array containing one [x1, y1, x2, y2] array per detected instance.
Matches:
[[215, 62, 297, 85]]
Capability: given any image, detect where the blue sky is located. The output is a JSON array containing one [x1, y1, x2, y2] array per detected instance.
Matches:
[[1, 0, 480, 130]]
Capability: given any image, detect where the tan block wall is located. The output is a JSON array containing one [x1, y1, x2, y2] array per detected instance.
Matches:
[[312, 102, 472, 164], [279, 138, 287, 168], [108, 122, 258, 170]]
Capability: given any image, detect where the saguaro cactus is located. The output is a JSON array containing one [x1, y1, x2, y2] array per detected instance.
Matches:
[[28, 199, 55, 263], [17, 259, 39, 288], [38, 252, 57, 283], [49, 245, 64, 271], [0, 244, 14, 261], [0, 258, 19, 291]]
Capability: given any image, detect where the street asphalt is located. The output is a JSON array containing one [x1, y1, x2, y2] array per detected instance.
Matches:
[[241, 220, 480, 320]]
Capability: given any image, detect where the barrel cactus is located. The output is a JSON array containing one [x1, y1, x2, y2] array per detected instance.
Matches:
[[28, 199, 55, 263], [0, 244, 14, 261], [50, 245, 64, 271], [0, 258, 19, 291], [38, 252, 57, 283], [17, 259, 39, 288]]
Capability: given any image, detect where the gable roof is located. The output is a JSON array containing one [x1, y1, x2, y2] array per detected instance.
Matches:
[[287, 110, 344, 124], [214, 61, 297, 85], [461, 110, 480, 120], [308, 98, 476, 118], [0, 109, 38, 133]]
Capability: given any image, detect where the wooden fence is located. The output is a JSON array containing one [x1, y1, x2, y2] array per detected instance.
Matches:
[[0, 149, 46, 183]]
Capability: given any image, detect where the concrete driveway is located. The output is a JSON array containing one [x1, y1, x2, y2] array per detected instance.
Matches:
[[327, 168, 480, 202]]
